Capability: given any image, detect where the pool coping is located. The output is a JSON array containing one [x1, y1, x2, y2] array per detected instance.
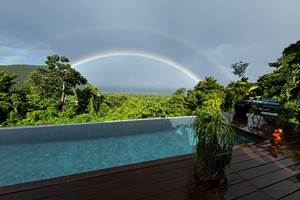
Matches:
[[0, 116, 196, 130], [0, 115, 270, 142], [234, 126, 268, 142]]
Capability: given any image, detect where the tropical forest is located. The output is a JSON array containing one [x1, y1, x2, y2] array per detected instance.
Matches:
[[0, 40, 300, 128]]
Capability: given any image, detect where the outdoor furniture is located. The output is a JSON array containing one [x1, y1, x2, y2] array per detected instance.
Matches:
[[243, 98, 281, 132]]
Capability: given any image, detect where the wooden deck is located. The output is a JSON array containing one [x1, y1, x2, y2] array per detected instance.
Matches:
[[0, 143, 299, 200]]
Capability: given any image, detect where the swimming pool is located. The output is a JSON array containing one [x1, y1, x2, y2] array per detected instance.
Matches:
[[0, 117, 259, 187]]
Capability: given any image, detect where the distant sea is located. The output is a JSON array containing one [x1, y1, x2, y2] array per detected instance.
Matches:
[[100, 86, 184, 94]]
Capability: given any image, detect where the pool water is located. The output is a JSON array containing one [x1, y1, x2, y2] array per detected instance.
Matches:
[[0, 123, 256, 187]]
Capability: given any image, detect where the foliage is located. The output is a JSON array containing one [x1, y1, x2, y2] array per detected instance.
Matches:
[[76, 85, 103, 114], [2, 38, 300, 128], [0, 71, 16, 124], [166, 88, 189, 116], [269, 40, 300, 68], [280, 64, 300, 101], [45, 55, 87, 110], [100, 94, 170, 121], [0, 71, 16, 93], [231, 61, 249, 82], [4, 89, 29, 125], [0, 93, 11, 125], [199, 92, 224, 112], [60, 96, 79, 118], [258, 40, 300, 101], [16, 105, 59, 126], [222, 89, 237, 112], [256, 40, 300, 124], [256, 72, 284, 98], [282, 100, 300, 124], [193, 109, 235, 181], [25, 68, 61, 110], [223, 81, 258, 111], [0, 72, 226, 127], [223, 61, 258, 112], [186, 77, 225, 113]]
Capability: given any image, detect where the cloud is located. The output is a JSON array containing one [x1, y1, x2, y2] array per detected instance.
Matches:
[[1, 0, 300, 88]]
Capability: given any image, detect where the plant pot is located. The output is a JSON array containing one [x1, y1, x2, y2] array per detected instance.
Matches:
[[233, 101, 250, 125], [193, 152, 231, 187]]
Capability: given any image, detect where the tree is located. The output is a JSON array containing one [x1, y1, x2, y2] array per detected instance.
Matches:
[[45, 55, 87, 110], [224, 81, 257, 110], [283, 99, 300, 124], [280, 64, 300, 101], [258, 40, 300, 101], [222, 89, 237, 112], [25, 68, 61, 110], [231, 61, 249, 82], [16, 55, 89, 126], [269, 40, 300, 68], [0, 71, 15, 93], [2, 90, 26, 125], [76, 85, 103, 114], [256, 72, 283, 98], [186, 77, 224, 113], [224, 61, 256, 111], [0, 87, 29, 126], [0, 71, 16, 124], [166, 88, 189, 116]]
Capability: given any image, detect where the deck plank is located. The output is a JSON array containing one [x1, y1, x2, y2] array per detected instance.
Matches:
[[237, 158, 297, 179], [279, 190, 300, 200], [235, 191, 273, 200], [262, 176, 300, 199], [230, 154, 287, 172], [249, 165, 300, 188]]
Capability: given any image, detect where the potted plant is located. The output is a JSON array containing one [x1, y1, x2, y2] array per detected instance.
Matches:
[[193, 109, 236, 186]]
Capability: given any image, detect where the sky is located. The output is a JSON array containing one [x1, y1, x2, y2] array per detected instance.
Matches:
[[1, 0, 300, 93]]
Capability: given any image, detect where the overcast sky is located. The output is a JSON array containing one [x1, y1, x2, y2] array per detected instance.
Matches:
[[1, 0, 300, 92]]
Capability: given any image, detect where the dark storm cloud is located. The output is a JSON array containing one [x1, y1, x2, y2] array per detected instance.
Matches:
[[1, 0, 300, 87]]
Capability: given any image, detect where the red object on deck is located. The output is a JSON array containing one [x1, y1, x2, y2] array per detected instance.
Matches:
[[271, 128, 283, 145]]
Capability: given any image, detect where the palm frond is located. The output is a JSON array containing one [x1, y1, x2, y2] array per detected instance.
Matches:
[[193, 110, 236, 180]]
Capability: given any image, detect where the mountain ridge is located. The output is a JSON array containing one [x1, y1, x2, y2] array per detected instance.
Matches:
[[0, 64, 45, 86]]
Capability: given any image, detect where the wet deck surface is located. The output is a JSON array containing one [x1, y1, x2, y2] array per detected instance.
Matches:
[[0, 142, 299, 200]]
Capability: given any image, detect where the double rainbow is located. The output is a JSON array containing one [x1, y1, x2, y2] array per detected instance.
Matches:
[[72, 50, 201, 83]]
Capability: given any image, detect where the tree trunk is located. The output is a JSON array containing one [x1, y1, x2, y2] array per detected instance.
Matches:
[[61, 81, 66, 111]]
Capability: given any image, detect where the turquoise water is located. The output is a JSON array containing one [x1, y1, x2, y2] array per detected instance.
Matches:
[[0, 126, 254, 187]]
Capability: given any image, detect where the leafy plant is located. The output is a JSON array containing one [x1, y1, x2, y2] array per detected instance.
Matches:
[[193, 110, 235, 183], [231, 61, 249, 82], [259, 40, 300, 102], [282, 100, 300, 124], [186, 77, 224, 113]]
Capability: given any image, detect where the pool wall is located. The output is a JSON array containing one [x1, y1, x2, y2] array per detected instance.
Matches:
[[0, 116, 195, 145]]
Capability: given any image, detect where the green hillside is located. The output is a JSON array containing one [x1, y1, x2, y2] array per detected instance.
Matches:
[[0, 65, 45, 86]]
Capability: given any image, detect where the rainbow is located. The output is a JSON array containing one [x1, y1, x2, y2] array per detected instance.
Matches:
[[72, 50, 201, 83]]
